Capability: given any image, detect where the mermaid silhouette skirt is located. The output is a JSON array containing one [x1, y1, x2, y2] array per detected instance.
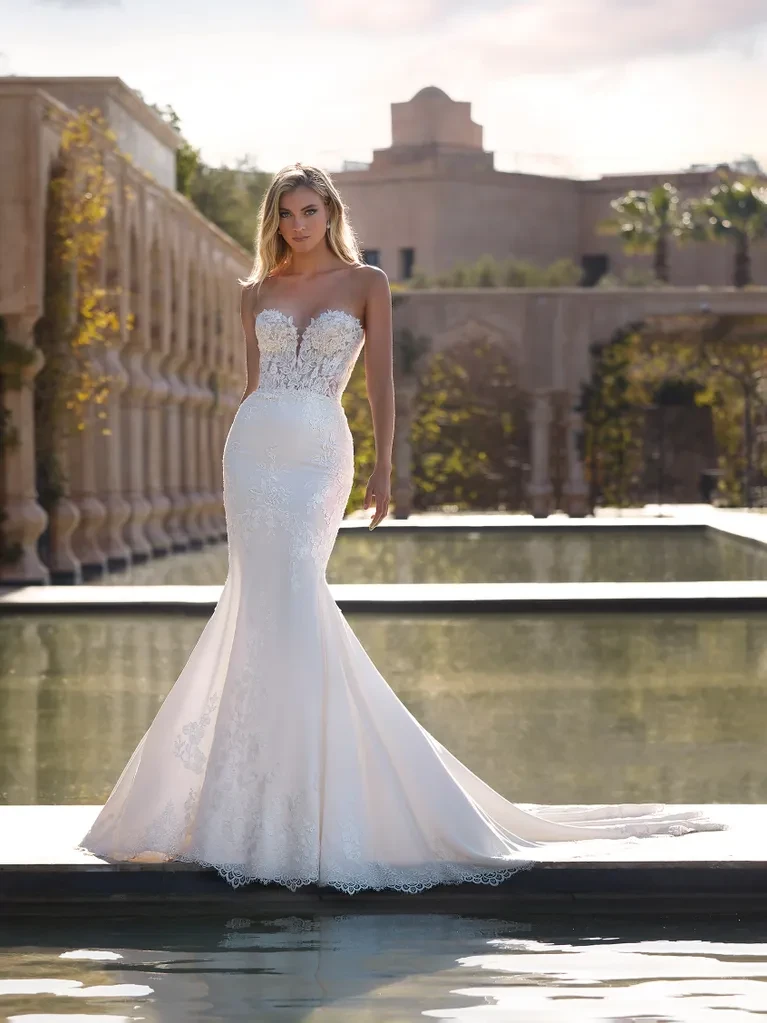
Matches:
[[77, 383, 727, 893]]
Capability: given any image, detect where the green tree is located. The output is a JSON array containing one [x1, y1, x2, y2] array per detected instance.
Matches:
[[136, 92, 270, 251], [596, 183, 682, 284], [680, 171, 767, 288], [579, 314, 767, 508], [411, 338, 527, 510], [133, 94, 201, 197], [407, 254, 581, 289]]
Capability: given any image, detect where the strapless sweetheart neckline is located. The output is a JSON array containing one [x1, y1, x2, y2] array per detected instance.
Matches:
[[257, 307, 363, 343]]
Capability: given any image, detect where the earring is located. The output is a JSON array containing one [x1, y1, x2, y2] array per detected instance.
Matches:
[[326, 222, 331, 231]]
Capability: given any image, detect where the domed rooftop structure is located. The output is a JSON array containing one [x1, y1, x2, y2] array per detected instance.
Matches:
[[411, 86, 452, 102], [369, 85, 493, 173]]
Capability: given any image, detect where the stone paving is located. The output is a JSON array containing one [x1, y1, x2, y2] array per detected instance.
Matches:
[[1, 805, 764, 916]]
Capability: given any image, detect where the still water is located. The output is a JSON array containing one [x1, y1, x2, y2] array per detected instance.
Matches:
[[90, 527, 767, 585], [1, 609, 764, 806], [2, 914, 767, 1020]]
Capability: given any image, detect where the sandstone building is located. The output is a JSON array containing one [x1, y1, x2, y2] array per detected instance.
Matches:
[[334, 85, 767, 287], [1, 77, 766, 586]]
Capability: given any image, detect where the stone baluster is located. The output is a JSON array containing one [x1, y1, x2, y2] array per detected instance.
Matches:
[[216, 384, 230, 537], [180, 359, 205, 549], [209, 369, 225, 538], [68, 349, 107, 579], [197, 367, 218, 541], [526, 389, 554, 518], [96, 343, 132, 571], [162, 347, 190, 551], [45, 451, 81, 583], [143, 350, 172, 555], [208, 296, 226, 538], [121, 344, 153, 562], [0, 314, 49, 584]]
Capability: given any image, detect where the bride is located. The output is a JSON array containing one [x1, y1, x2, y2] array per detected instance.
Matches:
[[77, 163, 726, 893]]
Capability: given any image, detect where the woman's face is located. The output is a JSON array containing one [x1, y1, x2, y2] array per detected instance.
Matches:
[[277, 185, 329, 253]]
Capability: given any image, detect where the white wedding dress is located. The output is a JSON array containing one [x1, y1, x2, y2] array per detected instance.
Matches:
[[77, 307, 727, 893]]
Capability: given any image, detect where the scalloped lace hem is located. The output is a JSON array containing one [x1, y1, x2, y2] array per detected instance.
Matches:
[[74, 843, 536, 894]]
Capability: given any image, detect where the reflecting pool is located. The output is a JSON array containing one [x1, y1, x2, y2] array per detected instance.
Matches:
[[1, 914, 767, 1021], [88, 527, 767, 585], [1, 609, 764, 806]]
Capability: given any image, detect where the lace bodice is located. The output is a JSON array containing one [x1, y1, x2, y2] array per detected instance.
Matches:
[[255, 308, 365, 399]]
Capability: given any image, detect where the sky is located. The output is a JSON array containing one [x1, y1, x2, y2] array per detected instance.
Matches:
[[3, 0, 767, 179]]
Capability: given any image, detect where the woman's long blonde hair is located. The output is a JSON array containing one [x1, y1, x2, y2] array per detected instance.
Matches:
[[238, 163, 364, 289]]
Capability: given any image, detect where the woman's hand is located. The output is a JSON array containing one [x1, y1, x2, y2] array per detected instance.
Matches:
[[363, 462, 391, 529]]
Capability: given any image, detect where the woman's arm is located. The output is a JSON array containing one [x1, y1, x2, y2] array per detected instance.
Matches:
[[361, 266, 395, 529], [238, 283, 260, 404]]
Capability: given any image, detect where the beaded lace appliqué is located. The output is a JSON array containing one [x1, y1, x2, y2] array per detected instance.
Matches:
[[254, 308, 364, 399]]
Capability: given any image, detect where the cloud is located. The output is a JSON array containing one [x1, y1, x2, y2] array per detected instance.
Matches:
[[438, 0, 767, 76], [35, 0, 121, 7], [305, 0, 492, 33], [309, 0, 767, 65]]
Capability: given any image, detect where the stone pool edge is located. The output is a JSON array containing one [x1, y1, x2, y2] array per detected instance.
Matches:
[[3, 579, 767, 613], [2, 805, 765, 919]]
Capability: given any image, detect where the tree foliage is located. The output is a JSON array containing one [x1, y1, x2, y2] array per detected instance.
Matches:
[[579, 314, 767, 508], [681, 172, 767, 288], [138, 93, 271, 252], [406, 254, 582, 289], [600, 171, 767, 288], [597, 183, 683, 283], [410, 338, 527, 510]]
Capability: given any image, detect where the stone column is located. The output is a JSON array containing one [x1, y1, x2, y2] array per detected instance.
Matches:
[[210, 372, 226, 538], [0, 314, 49, 584], [181, 360, 205, 548], [45, 431, 82, 584], [97, 344, 132, 571], [162, 348, 190, 551], [209, 298, 227, 538], [196, 368, 218, 542], [143, 351, 172, 556], [563, 403, 590, 517], [67, 366, 107, 580], [526, 389, 554, 518], [392, 379, 417, 519], [121, 345, 153, 562]]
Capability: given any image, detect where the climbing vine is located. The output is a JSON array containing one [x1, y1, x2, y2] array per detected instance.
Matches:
[[33, 105, 132, 514]]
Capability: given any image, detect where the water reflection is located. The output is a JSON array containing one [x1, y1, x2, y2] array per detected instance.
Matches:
[[89, 528, 767, 585], [1, 914, 766, 1021], [1, 610, 765, 805]]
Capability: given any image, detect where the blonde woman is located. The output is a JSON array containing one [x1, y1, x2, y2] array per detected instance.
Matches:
[[78, 164, 726, 893]]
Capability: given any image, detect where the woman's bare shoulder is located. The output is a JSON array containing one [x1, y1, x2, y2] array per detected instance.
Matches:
[[352, 263, 388, 282], [352, 263, 389, 298]]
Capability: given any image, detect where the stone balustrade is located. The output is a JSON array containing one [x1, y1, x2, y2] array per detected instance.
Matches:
[[3, 82, 767, 582]]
